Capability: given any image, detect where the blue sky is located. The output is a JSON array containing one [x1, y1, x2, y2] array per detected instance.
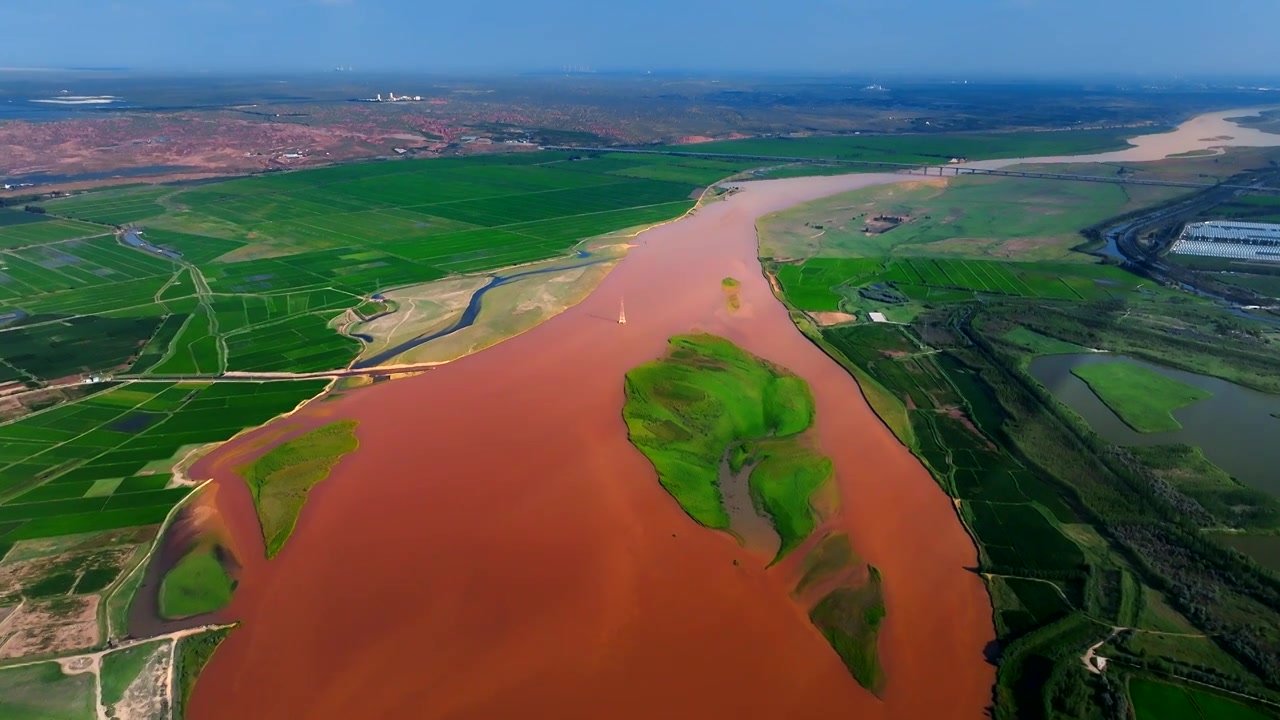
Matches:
[[2, 0, 1278, 76]]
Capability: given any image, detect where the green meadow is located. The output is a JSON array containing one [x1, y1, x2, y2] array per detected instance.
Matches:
[[159, 544, 236, 618], [238, 420, 360, 558], [622, 334, 826, 559], [1130, 678, 1275, 720], [1071, 362, 1211, 433], [659, 127, 1146, 165]]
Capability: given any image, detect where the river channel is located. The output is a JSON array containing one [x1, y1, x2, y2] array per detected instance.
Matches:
[[187, 172, 995, 720], [1029, 353, 1280, 495], [185, 109, 1280, 719]]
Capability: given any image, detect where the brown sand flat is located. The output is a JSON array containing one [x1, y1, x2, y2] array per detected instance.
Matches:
[[188, 173, 994, 720]]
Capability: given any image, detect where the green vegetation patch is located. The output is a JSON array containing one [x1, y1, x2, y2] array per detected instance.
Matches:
[[0, 662, 96, 720], [1001, 327, 1089, 356], [622, 334, 827, 559], [1071, 362, 1211, 433], [1132, 444, 1280, 531], [174, 627, 232, 720], [238, 420, 360, 558], [1130, 678, 1274, 720], [159, 544, 235, 618], [809, 566, 886, 695], [748, 438, 833, 558], [101, 640, 164, 709]]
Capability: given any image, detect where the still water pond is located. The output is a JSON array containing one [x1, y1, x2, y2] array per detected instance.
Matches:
[[1029, 353, 1280, 495]]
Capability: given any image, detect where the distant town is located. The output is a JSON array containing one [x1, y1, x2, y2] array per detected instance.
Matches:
[[357, 92, 424, 103]]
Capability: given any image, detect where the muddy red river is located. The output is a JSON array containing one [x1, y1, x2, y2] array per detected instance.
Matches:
[[188, 173, 995, 719]]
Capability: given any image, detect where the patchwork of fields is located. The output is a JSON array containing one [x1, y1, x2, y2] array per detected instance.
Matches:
[[657, 127, 1146, 165], [774, 255, 1146, 311], [3, 151, 754, 381], [0, 381, 326, 549]]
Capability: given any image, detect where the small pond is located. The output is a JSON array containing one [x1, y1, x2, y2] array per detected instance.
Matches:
[[1029, 353, 1280, 496]]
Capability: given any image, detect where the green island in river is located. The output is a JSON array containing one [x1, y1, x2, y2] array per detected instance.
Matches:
[[1070, 362, 1212, 433], [238, 420, 361, 558], [622, 333, 886, 693]]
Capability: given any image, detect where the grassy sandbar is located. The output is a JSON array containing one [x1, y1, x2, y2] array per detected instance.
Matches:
[[622, 334, 826, 560], [1071, 362, 1210, 433], [238, 420, 360, 558]]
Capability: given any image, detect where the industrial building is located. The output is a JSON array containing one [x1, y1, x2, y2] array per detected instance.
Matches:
[[1170, 220, 1280, 262]]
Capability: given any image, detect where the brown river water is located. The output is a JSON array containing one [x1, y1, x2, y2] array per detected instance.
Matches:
[[186, 173, 994, 719]]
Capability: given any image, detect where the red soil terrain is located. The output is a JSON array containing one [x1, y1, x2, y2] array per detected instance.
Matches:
[[0, 112, 424, 181], [187, 174, 994, 720]]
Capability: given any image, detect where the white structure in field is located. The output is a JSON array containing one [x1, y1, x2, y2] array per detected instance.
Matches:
[[1170, 220, 1280, 262]]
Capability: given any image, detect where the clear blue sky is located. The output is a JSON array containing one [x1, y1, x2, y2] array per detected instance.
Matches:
[[3, 0, 1278, 76]]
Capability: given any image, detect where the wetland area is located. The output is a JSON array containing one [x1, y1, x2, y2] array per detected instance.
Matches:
[[1031, 353, 1280, 495]]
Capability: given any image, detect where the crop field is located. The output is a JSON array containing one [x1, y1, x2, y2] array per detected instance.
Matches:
[[1129, 679, 1274, 720], [0, 380, 325, 552], [817, 324, 1085, 576], [758, 172, 1180, 262], [775, 256, 1146, 312], [657, 127, 1146, 165], [0, 210, 108, 250], [46, 188, 173, 227]]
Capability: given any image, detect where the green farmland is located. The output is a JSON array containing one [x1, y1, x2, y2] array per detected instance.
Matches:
[[657, 127, 1148, 166], [4, 151, 760, 380], [1129, 679, 1276, 720], [0, 381, 325, 548]]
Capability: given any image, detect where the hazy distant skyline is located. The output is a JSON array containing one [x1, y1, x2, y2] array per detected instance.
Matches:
[[4, 0, 1280, 77]]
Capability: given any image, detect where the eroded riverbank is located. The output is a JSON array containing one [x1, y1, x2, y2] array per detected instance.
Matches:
[[186, 171, 994, 720]]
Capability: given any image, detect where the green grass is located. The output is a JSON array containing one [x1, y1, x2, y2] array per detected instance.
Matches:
[[808, 566, 886, 695], [1130, 678, 1275, 720], [0, 662, 96, 720], [174, 627, 232, 720], [1001, 327, 1089, 356], [159, 544, 235, 618], [237, 420, 360, 558], [1071, 362, 1212, 433], [660, 127, 1147, 165], [758, 173, 1179, 263], [748, 438, 833, 559], [622, 334, 827, 559], [101, 640, 164, 709]]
